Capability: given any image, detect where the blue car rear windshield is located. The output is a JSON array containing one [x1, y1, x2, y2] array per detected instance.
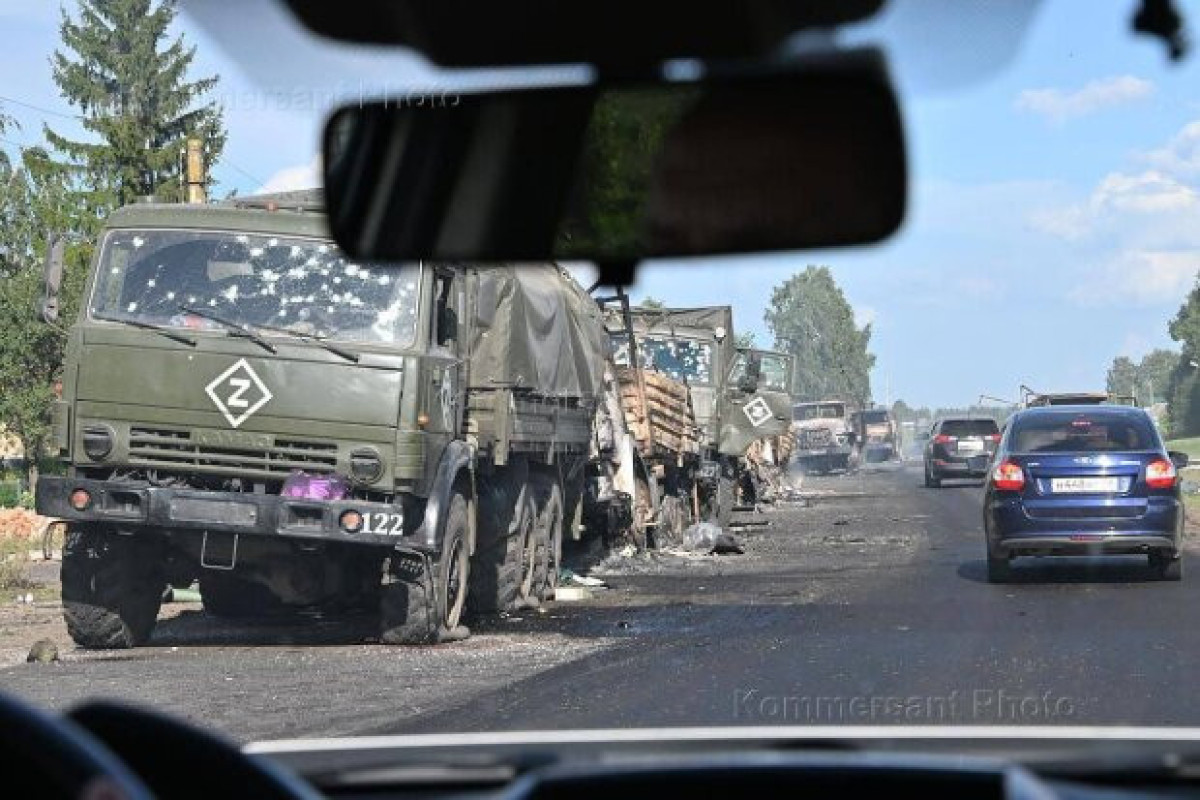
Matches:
[[1011, 412, 1158, 453]]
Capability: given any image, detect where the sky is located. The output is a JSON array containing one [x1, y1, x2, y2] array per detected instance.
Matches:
[[2, 0, 1199, 409]]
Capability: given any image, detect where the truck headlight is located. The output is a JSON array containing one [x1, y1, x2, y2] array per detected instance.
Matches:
[[82, 424, 115, 460], [349, 447, 384, 484]]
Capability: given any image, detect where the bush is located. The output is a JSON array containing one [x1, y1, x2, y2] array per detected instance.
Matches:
[[0, 482, 22, 509]]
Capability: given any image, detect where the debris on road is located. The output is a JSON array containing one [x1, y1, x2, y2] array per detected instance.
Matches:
[[683, 522, 722, 551], [560, 570, 608, 588], [26, 639, 58, 663]]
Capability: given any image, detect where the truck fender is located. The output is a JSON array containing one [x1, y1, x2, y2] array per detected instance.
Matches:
[[412, 440, 476, 555]]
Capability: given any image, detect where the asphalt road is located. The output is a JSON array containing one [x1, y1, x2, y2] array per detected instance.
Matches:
[[2, 463, 1198, 742]]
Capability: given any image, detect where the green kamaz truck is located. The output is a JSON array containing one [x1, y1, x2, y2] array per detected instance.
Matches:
[[605, 304, 794, 527], [36, 192, 610, 648]]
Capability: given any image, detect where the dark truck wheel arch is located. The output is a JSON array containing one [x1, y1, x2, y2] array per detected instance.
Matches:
[[410, 440, 476, 555]]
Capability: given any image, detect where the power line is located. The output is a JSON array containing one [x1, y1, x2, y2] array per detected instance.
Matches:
[[217, 159, 264, 187], [0, 94, 80, 121], [1, 95, 269, 189]]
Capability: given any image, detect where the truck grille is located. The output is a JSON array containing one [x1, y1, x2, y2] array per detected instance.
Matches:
[[799, 428, 833, 448], [128, 426, 338, 478]]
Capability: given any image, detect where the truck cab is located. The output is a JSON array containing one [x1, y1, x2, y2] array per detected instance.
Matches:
[[791, 399, 857, 474]]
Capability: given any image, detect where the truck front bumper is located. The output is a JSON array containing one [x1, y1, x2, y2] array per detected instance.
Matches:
[[36, 476, 416, 549]]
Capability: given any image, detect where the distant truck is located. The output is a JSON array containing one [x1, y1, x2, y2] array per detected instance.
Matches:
[[604, 302, 794, 529], [852, 406, 899, 462], [36, 193, 612, 648], [791, 400, 857, 474]]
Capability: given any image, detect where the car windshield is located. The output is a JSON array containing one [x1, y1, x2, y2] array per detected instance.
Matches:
[[10, 0, 1200, 758], [90, 229, 421, 345], [795, 403, 846, 421], [1011, 412, 1159, 453], [940, 419, 1000, 437]]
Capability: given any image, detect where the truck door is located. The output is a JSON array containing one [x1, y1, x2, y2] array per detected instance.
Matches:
[[717, 348, 792, 456]]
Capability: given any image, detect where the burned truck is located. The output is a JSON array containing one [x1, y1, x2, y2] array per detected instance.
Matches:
[[792, 399, 858, 474], [852, 406, 899, 462], [36, 194, 609, 648], [604, 303, 793, 528]]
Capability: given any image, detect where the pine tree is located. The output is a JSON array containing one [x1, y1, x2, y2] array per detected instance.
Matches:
[[45, 0, 225, 210]]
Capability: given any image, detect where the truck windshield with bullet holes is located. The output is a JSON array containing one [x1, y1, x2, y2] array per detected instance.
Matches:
[[37, 193, 609, 648]]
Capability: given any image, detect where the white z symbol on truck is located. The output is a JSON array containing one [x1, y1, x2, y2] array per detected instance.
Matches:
[[205, 359, 274, 428]]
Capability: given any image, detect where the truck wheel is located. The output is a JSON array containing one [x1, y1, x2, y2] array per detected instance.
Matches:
[[61, 527, 164, 649], [200, 572, 284, 618], [467, 491, 538, 613], [531, 475, 563, 601], [380, 492, 471, 643]]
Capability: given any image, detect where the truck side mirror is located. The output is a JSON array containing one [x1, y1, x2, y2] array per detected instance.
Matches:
[[41, 236, 65, 325], [737, 353, 761, 394]]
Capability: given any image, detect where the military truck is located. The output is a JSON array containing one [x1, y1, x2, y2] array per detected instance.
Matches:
[[852, 406, 899, 462], [791, 399, 858, 474], [35, 193, 610, 648], [604, 304, 793, 528]]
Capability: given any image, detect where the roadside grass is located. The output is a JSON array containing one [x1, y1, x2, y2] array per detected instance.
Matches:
[[1168, 437, 1200, 462], [0, 535, 35, 602]]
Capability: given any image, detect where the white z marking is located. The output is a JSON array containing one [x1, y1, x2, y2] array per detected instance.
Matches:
[[226, 378, 252, 409]]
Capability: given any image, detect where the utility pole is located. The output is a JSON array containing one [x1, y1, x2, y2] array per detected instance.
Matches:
[[185, 137, 206, 204]]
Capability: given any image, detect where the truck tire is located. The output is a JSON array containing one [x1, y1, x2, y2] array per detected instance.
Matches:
[[467, 490, 538, 613], [61, 527, 164, 649], [380, 492, 471, 643], [530, 475, 563, 601], [200, 572, 283, 618]]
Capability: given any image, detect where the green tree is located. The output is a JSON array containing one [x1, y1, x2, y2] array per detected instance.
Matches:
[[45, 0, 225, 211], [1106, 356, 1138, 400], [639, 296, 665, 309], [891, 399, 913, 422], [1138, 349, 1178, 406], [1168, 281, 1200, 435], [765, 266, 875, 403], [1107, 350, 1179, 406], [0, 145, 94, 485], [734, 331, 757, 349]]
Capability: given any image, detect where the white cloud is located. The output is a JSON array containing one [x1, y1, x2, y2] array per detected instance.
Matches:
[[854, 305, 879, 328], [255, 155, 322, 194], [1143, 120, 1200, 177], [1015, 75, 1154, 124], [1069, 250, 1200, 307]]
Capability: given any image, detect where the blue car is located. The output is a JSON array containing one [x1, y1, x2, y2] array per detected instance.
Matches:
[[983, 405, 1188, 583]]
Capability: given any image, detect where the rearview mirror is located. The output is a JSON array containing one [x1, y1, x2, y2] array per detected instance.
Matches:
[[40, 235, 65, 324], [323, 49, 906, 267], [1169, 450, 1190, 470]]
